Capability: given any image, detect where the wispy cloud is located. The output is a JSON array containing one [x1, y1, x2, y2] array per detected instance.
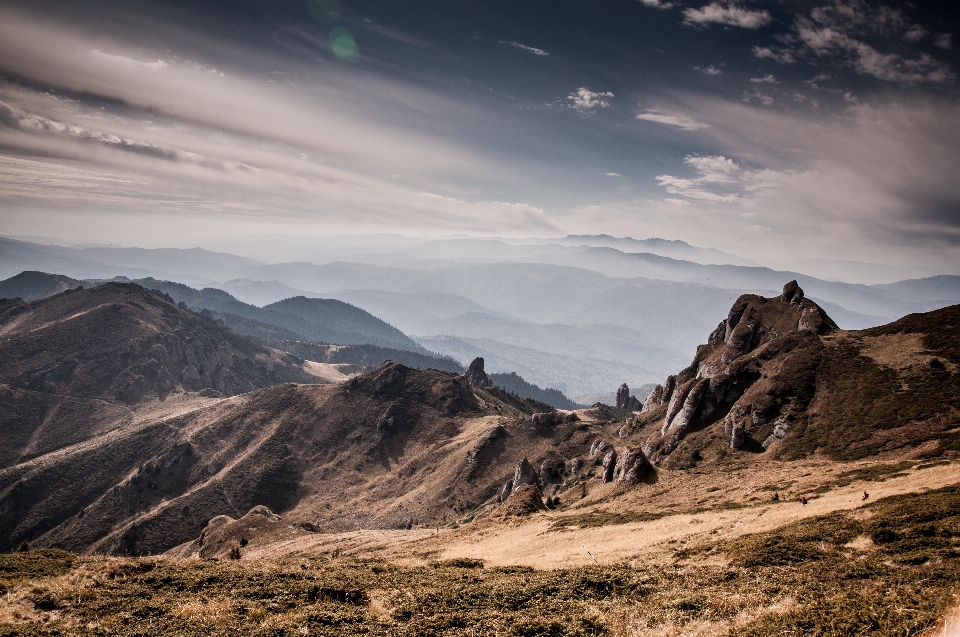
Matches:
[[752, 46, 796, 64], [749, 74, 778, 83], [694, 65, 724, 76], [636, 110, 709, 130], [749, 0, 954, 85], [567, 88, 614, 112], [683, 2, 772, 29], [499, 41, 549, 56]]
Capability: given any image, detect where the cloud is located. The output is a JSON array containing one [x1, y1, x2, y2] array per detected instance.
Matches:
[[750, 74, 778, 83], [934, 34, 953, 50], [655, 155, 751, 202], [750, 1, 954, 84], [683, 2, 772, 29], [694, 65, 724, 75], [606, 172, 622, 177], [567, 88, 614, 112], [795, 14, 953, 83], [499, 41, 549, 56], [639, 0, 674, 9], [636, 110, 709, 130], [743, 89, 775, 105], [752, 46, 796, 63]]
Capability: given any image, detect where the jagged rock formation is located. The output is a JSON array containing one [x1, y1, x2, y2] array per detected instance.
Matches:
[[615, 383, 642, 411], [462, 357, 493, 387], [642, 282, 838, 463]]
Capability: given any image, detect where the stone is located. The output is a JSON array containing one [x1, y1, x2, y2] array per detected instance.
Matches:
[[589, 440, 612, 457], [615, 384, 641, 411], [925, 357, 946, 371], [181, 364, 203, 391], [512, 457, 540, 491], [781, 280, 804, 305], [664, 379, 709, 436], [500, 480, 513, 503], [567, 458, 584, 474], [602, 449, 617, 483], [462, 357, 492, 387], [612, 446, 651, 483], [762, 417, 790, 449], [532, 412, 560, 428]]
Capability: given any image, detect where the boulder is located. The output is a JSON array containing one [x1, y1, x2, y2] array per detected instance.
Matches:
[[601, 449, 617, 483], [612, 446, 652, 483], [511, 457, 540, 491], [499, 480, 513, 503], [589, 439, 612, 457]]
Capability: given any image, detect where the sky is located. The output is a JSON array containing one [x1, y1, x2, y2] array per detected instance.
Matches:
[[0, 0, 958, 274]]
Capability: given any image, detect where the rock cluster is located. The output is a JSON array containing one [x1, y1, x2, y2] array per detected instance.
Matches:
[[119, 333, 251, 402], [642, 282, 837, 462]]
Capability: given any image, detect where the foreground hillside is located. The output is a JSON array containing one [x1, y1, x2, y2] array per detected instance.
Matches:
[[1, 478, 958, 636]]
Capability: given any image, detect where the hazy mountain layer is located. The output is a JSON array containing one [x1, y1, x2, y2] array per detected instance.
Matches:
[[417, 334, 649, 395]]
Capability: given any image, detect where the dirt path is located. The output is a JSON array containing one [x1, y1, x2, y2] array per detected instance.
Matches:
[[430, 461, 960, 568]]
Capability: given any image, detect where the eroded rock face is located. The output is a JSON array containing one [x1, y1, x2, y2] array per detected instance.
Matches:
[[642, 282, 837, 462], [463, 357, 492, 388]]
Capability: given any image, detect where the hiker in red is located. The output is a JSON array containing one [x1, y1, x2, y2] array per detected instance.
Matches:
[[862, 491, 869, 501]]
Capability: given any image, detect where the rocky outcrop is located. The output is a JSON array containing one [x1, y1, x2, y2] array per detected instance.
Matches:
[[462, 357, 492, 387], [615, 383, 642, 411], [532, 411, 577, 428], [642, 282, 837, 463]]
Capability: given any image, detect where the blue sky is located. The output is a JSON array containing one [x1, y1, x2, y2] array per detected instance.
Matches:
[[0, 0, 958, 273]]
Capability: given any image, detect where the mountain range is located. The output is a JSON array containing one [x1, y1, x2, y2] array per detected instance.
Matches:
[[2, 234, 958, 396], [1, 275, 958, 558]]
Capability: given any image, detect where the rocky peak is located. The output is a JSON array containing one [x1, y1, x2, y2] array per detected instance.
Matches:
[[462, 357, 492, 387], [640, 282, 838, 463]]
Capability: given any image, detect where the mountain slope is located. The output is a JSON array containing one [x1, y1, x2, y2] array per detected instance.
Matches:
[[0, 283, 314, 471], [0, 362, 569, 555], [0, 271, 84, 301]]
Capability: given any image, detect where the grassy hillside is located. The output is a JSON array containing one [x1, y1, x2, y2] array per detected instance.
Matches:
[[1, 483, 958, 636]]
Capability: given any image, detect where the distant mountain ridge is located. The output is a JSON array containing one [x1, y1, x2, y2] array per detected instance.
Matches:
[[123, 279, 429, 354]]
